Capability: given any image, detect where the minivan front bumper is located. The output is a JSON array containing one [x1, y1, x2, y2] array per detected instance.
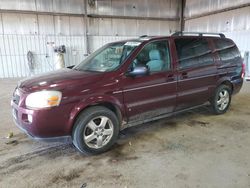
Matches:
[[11, 100, 71, 142]]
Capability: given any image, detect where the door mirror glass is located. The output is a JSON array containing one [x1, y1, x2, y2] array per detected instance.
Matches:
[[127, 65, 149, 77]]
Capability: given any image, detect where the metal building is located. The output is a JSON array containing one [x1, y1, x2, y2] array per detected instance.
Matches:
[[0, 0, 181, 78], [0, 0, 250, 78], [185, 0, 250, 52]]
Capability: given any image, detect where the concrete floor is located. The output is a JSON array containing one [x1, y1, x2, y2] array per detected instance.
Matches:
[[0, 78, 250, 188]]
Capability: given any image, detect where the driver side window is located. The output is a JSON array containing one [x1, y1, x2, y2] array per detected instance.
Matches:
[[132, 40, 171, 73]]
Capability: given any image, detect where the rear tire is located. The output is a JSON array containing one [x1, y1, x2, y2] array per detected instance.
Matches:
[[72, 106, 119, 155], [211, 85, 232, 115]]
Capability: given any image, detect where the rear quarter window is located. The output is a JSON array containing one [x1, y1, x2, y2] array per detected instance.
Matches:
[[214, 39, 241, 64], [175, 38, 214, 69]]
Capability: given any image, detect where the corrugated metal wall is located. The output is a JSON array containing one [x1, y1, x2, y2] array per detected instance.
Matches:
[[0, 0, 181, 78], [184, 0, 250, 78], [184, 0, 250, 18], [0, 35, 87, 77], [184, 0, 250, 51]]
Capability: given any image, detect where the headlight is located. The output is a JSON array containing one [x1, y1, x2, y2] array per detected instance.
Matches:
[[26, 90, 62, 109]]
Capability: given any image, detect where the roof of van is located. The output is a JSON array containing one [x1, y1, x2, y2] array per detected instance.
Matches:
[[110, 32, 230, 45], [137, 32, 226, 41]]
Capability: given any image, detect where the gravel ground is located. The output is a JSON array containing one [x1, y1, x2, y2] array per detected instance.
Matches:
[[0, 78, 250, 188]]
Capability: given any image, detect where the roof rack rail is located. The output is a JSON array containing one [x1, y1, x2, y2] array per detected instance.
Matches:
[[171, 31, 225, 38], [139, 35, 148, 38]]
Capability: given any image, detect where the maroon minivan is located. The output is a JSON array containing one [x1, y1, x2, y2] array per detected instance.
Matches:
[[11, 32, 244, 154]]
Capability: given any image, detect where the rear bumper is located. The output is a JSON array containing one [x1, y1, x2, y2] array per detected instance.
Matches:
[[232, 78, 243, 95]]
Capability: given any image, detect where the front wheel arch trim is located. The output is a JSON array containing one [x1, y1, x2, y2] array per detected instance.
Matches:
[[68, 100, 124, 134]]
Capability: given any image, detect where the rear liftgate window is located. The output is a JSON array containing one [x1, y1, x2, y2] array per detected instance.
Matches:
[[175, 38, 214, 69]]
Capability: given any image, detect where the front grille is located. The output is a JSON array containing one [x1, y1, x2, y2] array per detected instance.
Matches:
[[13, 88, 20, 105]]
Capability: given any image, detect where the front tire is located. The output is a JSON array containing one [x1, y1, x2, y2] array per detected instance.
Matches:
[[72, 106, 119, 155], [211, 85, 232, 115]]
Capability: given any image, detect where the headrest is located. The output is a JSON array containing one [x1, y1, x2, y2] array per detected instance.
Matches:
[[149, 49, 161, 60]]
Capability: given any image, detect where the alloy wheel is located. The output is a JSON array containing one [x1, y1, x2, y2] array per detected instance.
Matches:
[[217, 89, 230, 111], [83, 116, 114, 149]]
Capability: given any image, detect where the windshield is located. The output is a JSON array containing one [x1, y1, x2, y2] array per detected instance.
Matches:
[[74, 41, 141, 72]]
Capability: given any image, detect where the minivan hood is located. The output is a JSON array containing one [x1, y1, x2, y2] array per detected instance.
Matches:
[[19, 68, 104, 92]]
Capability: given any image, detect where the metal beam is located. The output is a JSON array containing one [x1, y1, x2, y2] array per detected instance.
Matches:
[[180, 0, 185, 31], [0, 9, 179, 21], [87, 14, 179, 21], [0, 9, 85, 17], [185, 2, 250, 21], [84, 0, 90, 55]]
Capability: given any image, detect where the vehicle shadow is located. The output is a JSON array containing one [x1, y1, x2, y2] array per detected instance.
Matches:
[[118, 105, 212, 141]]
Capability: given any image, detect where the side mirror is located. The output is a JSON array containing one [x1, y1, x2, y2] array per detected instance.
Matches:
[[127, 65, 149, 77], [67, 65, 75, 69]]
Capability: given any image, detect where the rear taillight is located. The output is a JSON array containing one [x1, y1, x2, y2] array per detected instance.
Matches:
[[241, 62, 245, 78]]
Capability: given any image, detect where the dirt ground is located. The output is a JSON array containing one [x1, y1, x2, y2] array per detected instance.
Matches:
[[0, 79, 250, 188]]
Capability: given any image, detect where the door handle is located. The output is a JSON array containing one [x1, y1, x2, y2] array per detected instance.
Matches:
[[166, 74, 174, 81], [181, 72, 188, 79]]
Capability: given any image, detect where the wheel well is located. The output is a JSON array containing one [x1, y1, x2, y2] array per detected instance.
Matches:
[[221, 81, 233, 93], [72, 102, 123, 130], [93, 102, 122, 122]]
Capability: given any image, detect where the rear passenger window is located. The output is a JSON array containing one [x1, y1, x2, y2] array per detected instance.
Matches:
[[175, 38, 214, 69], [214, 39, 241, 64]]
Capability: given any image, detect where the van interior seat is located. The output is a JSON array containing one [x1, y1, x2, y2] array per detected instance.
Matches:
[[147, 49, 163, 72]]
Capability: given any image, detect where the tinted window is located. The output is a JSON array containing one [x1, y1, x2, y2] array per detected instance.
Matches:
[[175, 38, 214, 69], [132, 40, 171, 73], [214, 39, 241, 64]]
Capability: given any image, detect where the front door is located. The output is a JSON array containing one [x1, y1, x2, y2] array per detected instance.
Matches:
[[122, 40, 177, 122]]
